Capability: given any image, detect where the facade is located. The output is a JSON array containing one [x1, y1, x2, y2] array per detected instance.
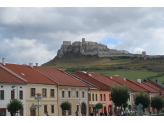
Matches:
[[58, 86, 88, 116], [26, 83, 58, 116]]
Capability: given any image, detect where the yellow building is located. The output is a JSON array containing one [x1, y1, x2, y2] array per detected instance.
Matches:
[[58, 86, 89, 116], [26, 84, 58, 116], [34, 67, 90, 116]]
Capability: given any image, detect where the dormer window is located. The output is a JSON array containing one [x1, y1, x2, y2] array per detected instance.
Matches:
[[21, 73, 26, 76]]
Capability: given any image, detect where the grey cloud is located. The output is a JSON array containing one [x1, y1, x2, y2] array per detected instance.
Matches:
[[0, 7, 164, 64]]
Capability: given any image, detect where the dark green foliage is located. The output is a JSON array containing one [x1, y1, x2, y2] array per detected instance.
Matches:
[[144, 72, 164, 81], [151, 95, 163, 115], [60, 101, 71, 111], [111, 84, 129, 107], [95, 103, 103, 109], [6, 98, 23, 116], [134, 91, 150, 110], [123, 102, 128, 111]]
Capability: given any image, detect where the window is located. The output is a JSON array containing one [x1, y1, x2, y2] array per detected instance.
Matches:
[[0, 90, 4, 100], [96, 94, 97, 101], [133, 95, 135, 101], [92, 94, 94, 101], [82, 91, 85, 98], [104, 94, 106, 101], [50, 89, 54, 97], [44, 105, 47, 113], [11, 90, 15, 99], [76, 91, 78, 98], [109, 94, 110, 101], [51, 105, 54, 113], [42, 88, 47, 97], [62, 91, 65, 98], [77, 105, 79, 111], [31, 88, 35, 97], [68, 91, 71, 98], [19, 91, 23, 100], [100, 94, 102, 101]]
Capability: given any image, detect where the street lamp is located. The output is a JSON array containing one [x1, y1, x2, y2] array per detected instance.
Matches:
[[34, 93, 42, 116], [88, 90, 92, 115]]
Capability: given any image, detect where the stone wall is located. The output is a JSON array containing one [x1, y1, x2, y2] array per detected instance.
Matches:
[[63, 41, 71, 45]]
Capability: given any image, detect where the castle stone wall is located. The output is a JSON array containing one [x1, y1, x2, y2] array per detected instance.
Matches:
[[56, 38, 164, 59], [63, 41, 71, 45], [72, 41, 81, 46]]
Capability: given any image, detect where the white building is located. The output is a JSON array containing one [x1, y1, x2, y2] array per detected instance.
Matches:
[[0, 59, 27, 116]]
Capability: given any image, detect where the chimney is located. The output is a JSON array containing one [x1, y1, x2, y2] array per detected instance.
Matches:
[[124, 78, 126, 81], [137, 78, 141, 83], [29, 63, 33, 68], [110, 76, 112, 79], [2, 58, 5, 66], [36, 63, 38, 67]]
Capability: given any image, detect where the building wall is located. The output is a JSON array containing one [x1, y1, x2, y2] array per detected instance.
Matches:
[[26, 84, 58, 116], [0, 83, 26, 116], [99, 90, 112, 114], [88, 89, 99, 115], [58, 86, 89, 116]]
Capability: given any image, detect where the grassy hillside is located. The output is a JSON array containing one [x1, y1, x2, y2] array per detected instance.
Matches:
[[92, 71, 159, 81], [42, 53, 164, 83], [42, 52, 164, 72]]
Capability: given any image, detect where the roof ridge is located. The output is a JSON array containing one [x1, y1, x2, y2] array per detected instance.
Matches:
[[104, 75, 133, 91], [84, 72, 111, 88], [142, 82, 159, 92], [55, 68, 89, 87], [70, 72, 99, 89], [127, 79, 150, 92], [0, 64, 28, 83], [149, 81, 164, 90], [125, 78, 150, 91], [33, 67, 59, 85]]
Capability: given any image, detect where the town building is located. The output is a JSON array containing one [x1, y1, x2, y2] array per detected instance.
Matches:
[[0, 61, 27, 116], [33, 67, 89, 116], [72, 71, 111, 115]]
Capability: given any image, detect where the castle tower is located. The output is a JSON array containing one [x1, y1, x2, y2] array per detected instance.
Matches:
[[142, 51, 146, 57], [82, 38, 85, 46]]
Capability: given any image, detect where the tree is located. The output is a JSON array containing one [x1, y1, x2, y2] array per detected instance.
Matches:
[[95, 103, 103, 115], [60, 101, 71, 116], [151, 95, 163, 115], [6, 98, 23, 116], [111, 83, 129, 115], [123, 102, 128, 111], [134, 91, 150, 112]]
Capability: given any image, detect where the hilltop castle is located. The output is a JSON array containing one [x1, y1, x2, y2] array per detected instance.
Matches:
[[56, 38, 164, 59]]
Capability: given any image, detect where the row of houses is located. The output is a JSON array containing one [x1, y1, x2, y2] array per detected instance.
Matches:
[[0, 58, 164, 116]]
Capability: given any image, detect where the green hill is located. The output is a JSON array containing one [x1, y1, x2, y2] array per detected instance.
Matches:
[[42, 53, 164, 83]]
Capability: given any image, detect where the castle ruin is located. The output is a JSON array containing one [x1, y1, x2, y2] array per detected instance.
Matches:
[[56, 38, 164, 59]]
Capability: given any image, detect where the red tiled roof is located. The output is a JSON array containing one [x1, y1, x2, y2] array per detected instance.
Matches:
[[88, 72, 125, 88], [0, 65, 26, 84], [73, 71, 110, 90], [130, 80, 159, 93], [2, 63, 57, 85], [34, 67, 89, 87], [142, 82, 164, 94], [107, 75, 148, 92]]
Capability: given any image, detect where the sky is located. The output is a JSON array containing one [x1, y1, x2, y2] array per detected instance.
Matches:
[[1, 7, 164, 65]]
